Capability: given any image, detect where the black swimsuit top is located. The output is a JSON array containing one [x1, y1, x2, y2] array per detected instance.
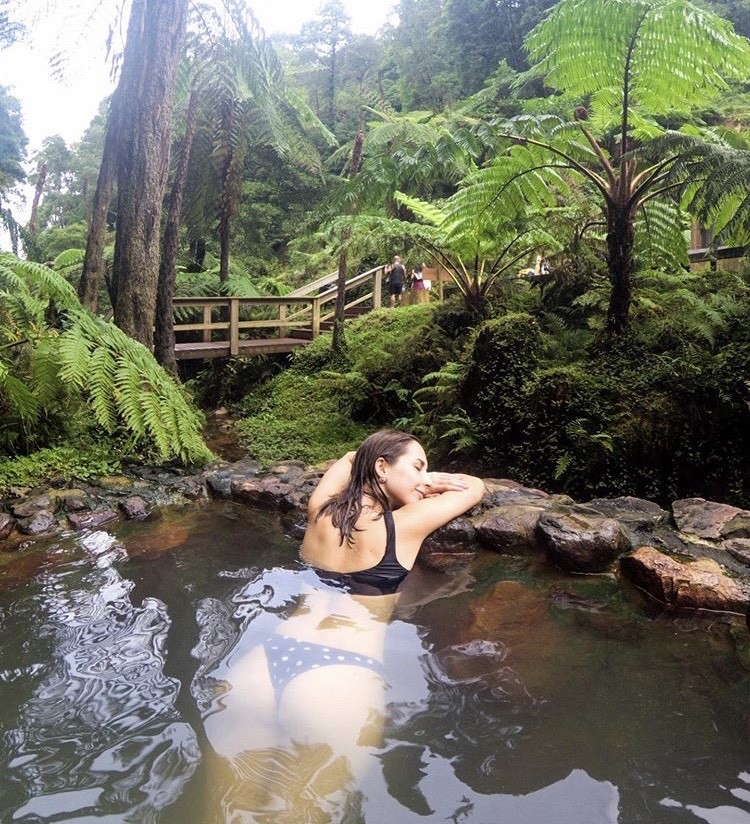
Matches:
[[314, 510, 410, 595]]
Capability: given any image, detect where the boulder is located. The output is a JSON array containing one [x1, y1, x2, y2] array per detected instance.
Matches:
[[18, 510, 58, 535], [585, 496, 669, 530], [10, 494, 54, 518], [173, 476, 207, 500], [480, 478, 552, 509], [268, 460, 307, 483], [54, 489, 90, 512], [205, 471, 234, 499], [120, 496, 150, 520], [205, 457, 261, 498], [536, 510, 630, 572], [421, 517, 477, 570], [672, 498, 747, 540], [67, 509, 119, 531], [723, 538, 750, 568], [231, 477, 304, 513], [0, 512, 15, 541], [721, 512, 750, 540], [620, 546, 748, 613], [95, 475, 135, 492], [474, 504, 547, 554]]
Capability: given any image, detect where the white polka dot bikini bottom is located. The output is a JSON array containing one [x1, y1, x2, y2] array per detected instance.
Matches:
[[263, 635, 385, 700]]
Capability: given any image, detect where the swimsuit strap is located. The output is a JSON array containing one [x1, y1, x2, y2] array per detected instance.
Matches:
[[383, 509, 397, 560], [311, 508, 409, 596]]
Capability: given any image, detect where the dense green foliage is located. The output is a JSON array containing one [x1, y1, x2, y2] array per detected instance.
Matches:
[[0, 253, 212, 480], [233, 263, 750, 506], [236, 304, 453, 464], [0, 446, 122, 495]]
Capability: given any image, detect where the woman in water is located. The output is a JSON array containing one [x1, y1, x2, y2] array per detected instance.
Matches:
[[302, 429, 484, 591], [203, 430, 485, 821]]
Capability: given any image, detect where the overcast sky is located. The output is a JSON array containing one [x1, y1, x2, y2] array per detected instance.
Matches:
[[0, 0, 396, 154]]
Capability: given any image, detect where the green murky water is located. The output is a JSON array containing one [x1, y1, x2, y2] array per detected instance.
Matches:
[[0, 500, 748, 823]]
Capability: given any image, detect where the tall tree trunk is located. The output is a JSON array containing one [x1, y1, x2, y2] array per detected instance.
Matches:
[[217, 104, 247, 285], [331, 239, 349, 355], [606, 203, 635, 336], [112, 0, 189, 347], [27, 161, 46, 240], [79, 92, 122, 310], [218, 192, 231, 285], [81, 177, 89, 221], [188, 236, 206, 271], [331, 130, 364, 356], [154, 89, 198, 374], [327, 42, 337, 129]]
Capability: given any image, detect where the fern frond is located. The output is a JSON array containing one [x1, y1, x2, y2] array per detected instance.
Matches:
[[0, 373, 40, 422], [554, 452, 572, 480], [0, 253, 79, 309], [57, 325, 93, 390], [87, 346, 118, 431], [526, 0, 750, 121], [29, 337, 63, 408], [53, 248, 86, 270]]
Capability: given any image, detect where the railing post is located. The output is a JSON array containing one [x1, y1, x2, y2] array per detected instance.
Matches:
[[202, 304, 211, 343], [312, 297, 321, 338], [279, 303, 287, 338], [230, 297, 239, 356], [374, 267, 382, 309]]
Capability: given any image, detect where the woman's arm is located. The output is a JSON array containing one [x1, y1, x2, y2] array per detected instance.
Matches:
[[396, 473, 485, 542], [307, 451, 356, 516]]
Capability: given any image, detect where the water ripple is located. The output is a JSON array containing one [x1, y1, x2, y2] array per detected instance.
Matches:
[[3, 562, 200, 822]]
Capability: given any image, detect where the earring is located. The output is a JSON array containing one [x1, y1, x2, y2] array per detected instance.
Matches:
[[379, 475, 387, 484]]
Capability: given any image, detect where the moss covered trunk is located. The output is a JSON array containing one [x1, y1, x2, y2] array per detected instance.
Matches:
[[606, 202, 635, 337]]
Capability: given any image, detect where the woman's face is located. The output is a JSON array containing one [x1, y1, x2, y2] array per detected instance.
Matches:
[[380, 440, 429, 507]]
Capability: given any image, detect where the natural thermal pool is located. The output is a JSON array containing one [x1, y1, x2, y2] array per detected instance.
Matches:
[[0, 500, 748, 823]]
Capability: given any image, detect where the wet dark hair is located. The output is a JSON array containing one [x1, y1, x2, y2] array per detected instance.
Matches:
[[317, 429, 419, 546]]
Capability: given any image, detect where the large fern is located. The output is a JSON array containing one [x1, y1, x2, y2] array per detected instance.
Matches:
[[475, 0, 750, 333], [0, 253, 211, 465], [59, 310, 212, 464]]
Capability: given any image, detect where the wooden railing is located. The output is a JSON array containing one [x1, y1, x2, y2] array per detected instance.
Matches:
[[688, 245, 746, 268], [172, 265, 385, 360]]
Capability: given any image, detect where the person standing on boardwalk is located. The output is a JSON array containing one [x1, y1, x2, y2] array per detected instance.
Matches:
[[387, 255, 406, 307]]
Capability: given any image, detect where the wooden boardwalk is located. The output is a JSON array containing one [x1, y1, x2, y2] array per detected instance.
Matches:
[[169, 243, 741, 362], [171, 264, 449, 361], [174, 337, 309, 360], [172, 266, 383, 360]]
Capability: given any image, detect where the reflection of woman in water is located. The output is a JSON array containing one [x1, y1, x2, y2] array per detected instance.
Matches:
[[203, 430, 485, 821]]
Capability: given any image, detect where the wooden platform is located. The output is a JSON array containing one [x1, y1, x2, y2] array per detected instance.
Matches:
[[174, 337, 309, 360]]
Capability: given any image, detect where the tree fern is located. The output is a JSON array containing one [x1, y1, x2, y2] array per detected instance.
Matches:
[[525, 0, 750, 129], [484, 0, 750, 333], [394, 189, 560, 314]]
